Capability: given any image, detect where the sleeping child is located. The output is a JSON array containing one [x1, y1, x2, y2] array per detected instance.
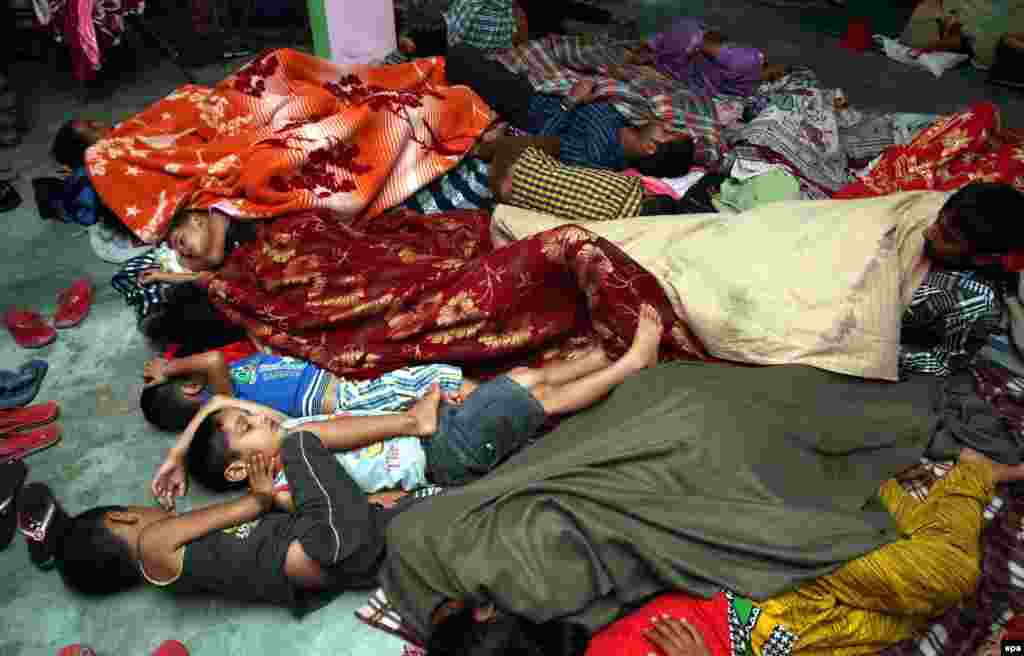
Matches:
[[152, 305, 663, 507], [18, 430, 441, 609], [140, 348, 469, 431]]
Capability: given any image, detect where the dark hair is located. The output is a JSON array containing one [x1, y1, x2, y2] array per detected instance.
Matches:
[[427, 607, 588, 656], [140, 381, 203, 432], [626, 137, 695, 178], [140, 283, 246, 353], [943, 182, 1024, 254], [186, 412, 245, 493], [56, 506, 143, 595], [51, 121, 92, 169]]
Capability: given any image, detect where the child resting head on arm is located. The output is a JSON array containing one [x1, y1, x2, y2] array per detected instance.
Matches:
[[138, 208, 258, 286]]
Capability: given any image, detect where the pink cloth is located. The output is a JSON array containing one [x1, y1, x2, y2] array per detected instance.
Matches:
[[586, 592, 732, 656]]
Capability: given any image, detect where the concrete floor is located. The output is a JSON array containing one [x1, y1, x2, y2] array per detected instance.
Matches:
[[0, 1, 1022, 654]]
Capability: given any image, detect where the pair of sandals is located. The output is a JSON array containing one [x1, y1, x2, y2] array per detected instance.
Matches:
[[1, 470, 63, 568]]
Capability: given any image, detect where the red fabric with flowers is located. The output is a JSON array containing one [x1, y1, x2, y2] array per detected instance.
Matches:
[[834, 102, 1024, 271], [203, 208, 711, 379]]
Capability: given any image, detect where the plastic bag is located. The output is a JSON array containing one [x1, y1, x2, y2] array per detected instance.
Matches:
[[875, 35, 969, 78]]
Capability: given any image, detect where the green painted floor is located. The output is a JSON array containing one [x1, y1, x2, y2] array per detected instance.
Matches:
[[1, 1, 1023, 655]]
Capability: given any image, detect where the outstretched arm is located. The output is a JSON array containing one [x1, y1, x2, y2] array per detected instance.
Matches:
[[152, 395, 286, 507], [144, 350, 235, 396], [287, 384, 441, 453], [140, 453, 277, 583]]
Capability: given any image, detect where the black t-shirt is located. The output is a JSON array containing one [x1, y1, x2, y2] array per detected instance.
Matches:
[[171, 513, 299, 606]]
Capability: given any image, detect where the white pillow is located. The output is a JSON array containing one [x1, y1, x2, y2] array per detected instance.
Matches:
[[875, 35, 969, 78]]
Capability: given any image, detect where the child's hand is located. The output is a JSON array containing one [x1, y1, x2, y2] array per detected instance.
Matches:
[[442, 391, 465, 405], [143, 358, 169, 387], [152, 454, 188, 510], [247, 452, 277, 510], [138, 269, 166, 286], [643, 615, 711, 656], [368, 490, 408, 509]]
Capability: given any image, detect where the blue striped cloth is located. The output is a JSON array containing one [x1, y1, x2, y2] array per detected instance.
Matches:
[[294, 364, 464, 418], [335, 364, 464, 413], [401, 157, 493, 214], [280, 364, 465, 493], [526, 94, 627, 170]]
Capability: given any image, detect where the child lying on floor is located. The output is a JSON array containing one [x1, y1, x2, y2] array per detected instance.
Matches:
[[426, 446, 1016, 656], [140, 340, 469, 432], [475, 135, 703, 222], [153, 305, 664, 508], [19, 430, 438, 607]]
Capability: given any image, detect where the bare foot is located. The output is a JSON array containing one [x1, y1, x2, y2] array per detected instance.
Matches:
[[621, 304, 663, 372], [960, 447, 1024, 484], [569, 78, 596, 105], [408, 384, 441, 437]]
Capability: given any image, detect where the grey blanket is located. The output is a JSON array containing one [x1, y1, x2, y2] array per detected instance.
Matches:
[[380, 361, 940, 638]]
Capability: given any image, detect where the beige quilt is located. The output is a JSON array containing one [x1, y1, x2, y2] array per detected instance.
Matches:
[[494, 191, 950, 381]]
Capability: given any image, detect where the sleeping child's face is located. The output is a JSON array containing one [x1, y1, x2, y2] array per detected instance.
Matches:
[[218, 407, 283, 456], [169, 213, 212, 262]]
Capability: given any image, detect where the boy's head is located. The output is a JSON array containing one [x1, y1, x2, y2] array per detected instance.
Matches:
[[620, 123, 695, 178], [186, 407, 282, 492], [140, 376, 208, 432], [56, 505, 169, 595], [924, 182, 1024, 266], [52, 120, 112, 169]]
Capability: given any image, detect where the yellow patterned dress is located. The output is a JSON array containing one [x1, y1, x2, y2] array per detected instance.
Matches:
[[748, 462, 992, 656]]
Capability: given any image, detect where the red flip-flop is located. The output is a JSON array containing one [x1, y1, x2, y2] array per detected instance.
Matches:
[[56, 645, 97, 656], [53, 277, 93, 329], [152, 640, 189, 656], [2, 309, 56, 348], [0, 401, 59, 434], [0, 424, 61, 462]]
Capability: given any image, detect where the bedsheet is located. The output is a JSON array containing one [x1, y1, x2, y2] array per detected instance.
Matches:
[[493, 191, 946, 381]]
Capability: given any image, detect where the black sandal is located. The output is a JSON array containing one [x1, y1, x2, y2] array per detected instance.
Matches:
[[0, 182, 22, 213]]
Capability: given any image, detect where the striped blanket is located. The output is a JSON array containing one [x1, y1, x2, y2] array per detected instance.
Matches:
[[492, 35, 724, 166], [86, 48, 492, 243]]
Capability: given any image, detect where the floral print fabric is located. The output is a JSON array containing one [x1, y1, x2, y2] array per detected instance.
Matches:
[[203, 208, 710, 379], [85, 48, 492, 243]]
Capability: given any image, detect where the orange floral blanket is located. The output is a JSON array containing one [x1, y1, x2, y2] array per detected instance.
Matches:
[[85, 49, 493, 243], [201, 209, 711, 379]]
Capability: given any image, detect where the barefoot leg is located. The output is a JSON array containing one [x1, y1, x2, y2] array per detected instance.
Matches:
[[522, 304, 663, 416]]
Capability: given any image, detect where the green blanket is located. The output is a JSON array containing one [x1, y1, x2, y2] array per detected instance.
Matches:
[[380, 362, 939, 638]]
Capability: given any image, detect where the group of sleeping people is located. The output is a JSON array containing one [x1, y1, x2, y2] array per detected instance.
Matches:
[[18, 5, 1024, 655]]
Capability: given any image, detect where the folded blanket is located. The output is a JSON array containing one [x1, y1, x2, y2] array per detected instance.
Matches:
[[494, 191, 946, 381], [85, 48, 492, 243]]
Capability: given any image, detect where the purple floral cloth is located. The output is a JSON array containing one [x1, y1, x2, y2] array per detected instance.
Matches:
[[649, 17, 765, 98]]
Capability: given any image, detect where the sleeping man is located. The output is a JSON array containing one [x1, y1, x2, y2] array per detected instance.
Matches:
[[366, 361, 1021, 656]]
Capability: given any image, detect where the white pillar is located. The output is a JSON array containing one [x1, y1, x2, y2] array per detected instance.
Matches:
[[317, 0, 398, 65]]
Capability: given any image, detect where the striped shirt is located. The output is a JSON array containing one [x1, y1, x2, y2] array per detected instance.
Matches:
[[899, 269, 1002, 378], [279, 364, 464, 493], [526, 95, 628, 170]]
